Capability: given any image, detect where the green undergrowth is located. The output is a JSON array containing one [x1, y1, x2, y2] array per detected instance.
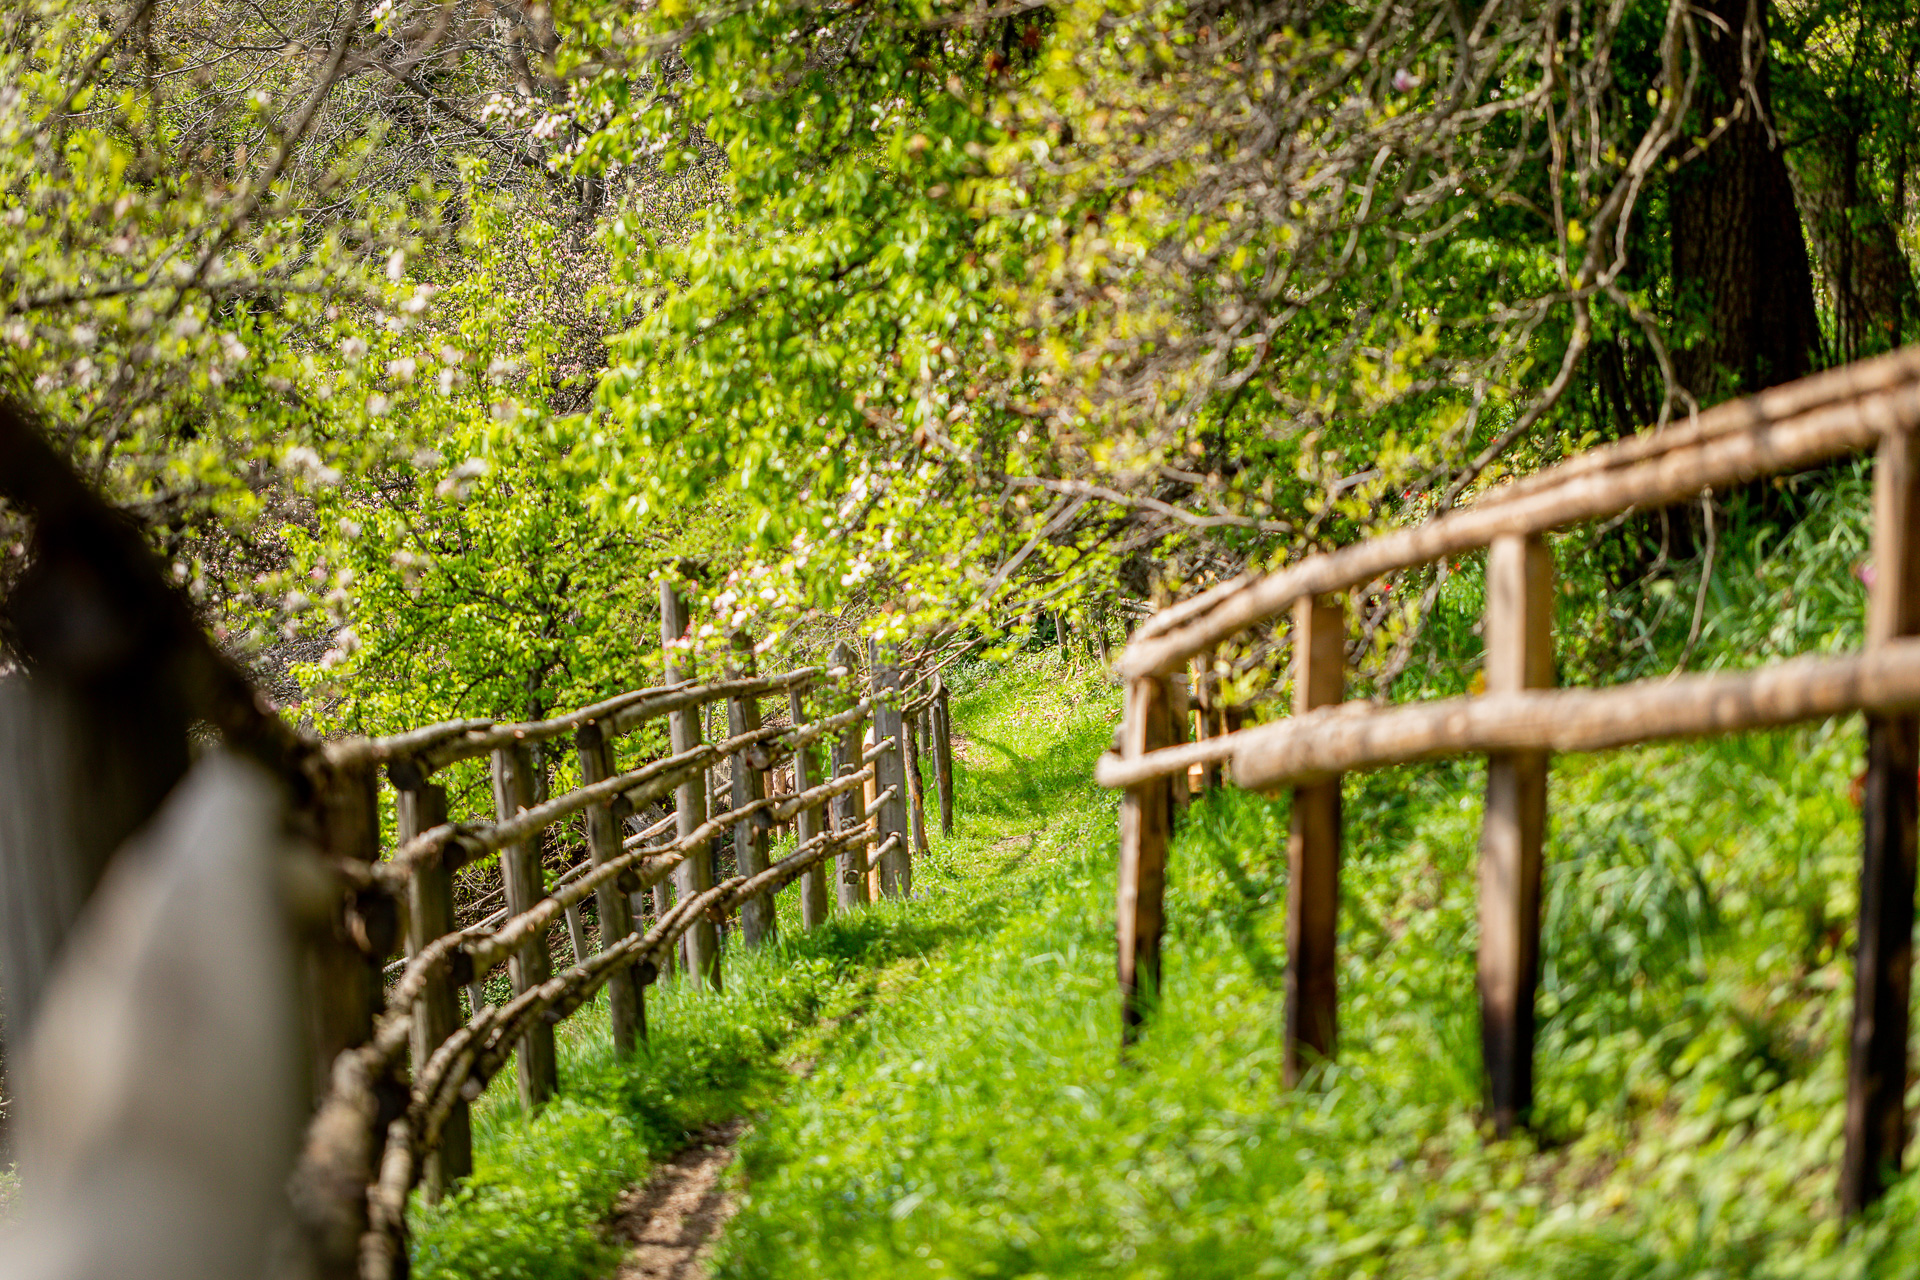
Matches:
[[417, 480, 1913, 1280], [722, 707, 1920, 1279], [712, 497, 1920, 1279], [406, 651, 1116, 1280]]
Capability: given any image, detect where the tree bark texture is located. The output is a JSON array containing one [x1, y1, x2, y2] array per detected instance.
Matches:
[[1786, 134, 1919, 361], [1669, 0, 1822, 401]]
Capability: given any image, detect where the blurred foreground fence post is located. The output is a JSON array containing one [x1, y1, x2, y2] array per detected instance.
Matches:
[[1843, 430, 1920, 1214], [1284, 594, 1345, 1085], [1477, 534, 1554, 1135]]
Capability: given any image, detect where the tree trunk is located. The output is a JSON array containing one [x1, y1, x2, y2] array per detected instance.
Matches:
[[1786, 117, 1920, 361], [1669, 0, 1822, 402]]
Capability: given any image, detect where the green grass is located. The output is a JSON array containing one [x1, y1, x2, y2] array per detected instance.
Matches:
[[712, 511, 1920, 1279], [418, 478, 1920, 1280], [406, 651, 1116, 1279], [407, 891, 1009, 1279], [718, 676, 1920, 1279]]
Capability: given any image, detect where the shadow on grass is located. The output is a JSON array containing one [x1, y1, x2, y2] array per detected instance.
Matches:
[[959, 719, 1114, 821], [413, 815, 1048, 1280], [413, 655, 1119, 1280]]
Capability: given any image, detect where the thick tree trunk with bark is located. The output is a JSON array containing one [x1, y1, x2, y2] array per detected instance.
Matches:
[[1669, 0, 1822, 402]]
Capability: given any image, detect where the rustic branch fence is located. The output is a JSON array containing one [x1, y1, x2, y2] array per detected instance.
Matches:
[[287, 593, 959, 1279], [1099, 345, 1920, 1217]]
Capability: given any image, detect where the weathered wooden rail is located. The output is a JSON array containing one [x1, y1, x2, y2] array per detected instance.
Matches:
[[289, 594, 961, 1279], [1099, 345, 1920, 1216]]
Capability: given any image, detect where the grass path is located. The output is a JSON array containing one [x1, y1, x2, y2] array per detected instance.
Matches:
[[709, 673, 1920, 1278], [598, 821, 1076, 1280], [406, 652, 1114, 1280], [604, 1118, 744, 1279], [417, 633, 1920, 1279]]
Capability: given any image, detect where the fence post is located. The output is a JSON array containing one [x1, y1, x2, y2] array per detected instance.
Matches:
[[789, 683, 832, 928], [830, 642, 871, 909], [1844, 432, 1920, 1214], [1478, 534, 1554, 1135], [298, 758, 387, 1280], [870, 643, 912, 898], [398, 779, 471, 1199], [1117, 674, 1175, 1046], [1192, 650, 1223, 790], [933, 676, 955, 837], [576, 720, 644, 1052], [563, 900, 591, 966], [728, 633, 776, 948], [905, 695, 932, 858], [1169, 672, 1192, 815], [921, 702, 938, 786], [309, 759, 384, 1095], [1285, 593, 1345, 1085], [492, 742, 558, 1112], [661, 582, 722, 990], [705, 746, 725, 943], [641, 843, 676, 981]]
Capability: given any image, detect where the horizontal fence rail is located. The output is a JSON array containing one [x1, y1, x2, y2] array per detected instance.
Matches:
[[1098, 344, 1920, 1219], [283, 601, 961, 1280], [1118, 347, 1920, 682]]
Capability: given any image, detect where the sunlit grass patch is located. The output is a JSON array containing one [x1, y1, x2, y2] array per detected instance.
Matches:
[[716, 650, 1920, 1277], [407, 651, 1107, 1280]]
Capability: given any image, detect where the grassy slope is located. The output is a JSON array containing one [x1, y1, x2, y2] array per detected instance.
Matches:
[[419, 467, 1920, 1279], [716, 478, 1920, 1279], [720, 673, 1920, 1279], [406, 656, 1108, 1280]]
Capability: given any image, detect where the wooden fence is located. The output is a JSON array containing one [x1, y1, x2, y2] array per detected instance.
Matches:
[[1098, 345, 1920, 1216], [287, 592, 959, 1279]]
